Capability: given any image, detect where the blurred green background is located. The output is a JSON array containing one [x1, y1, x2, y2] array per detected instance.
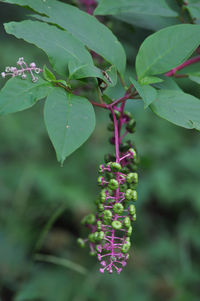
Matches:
[[0, 1, 200, 300]]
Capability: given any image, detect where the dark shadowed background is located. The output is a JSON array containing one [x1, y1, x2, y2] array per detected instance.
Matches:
[[0, 1, 200, 300]]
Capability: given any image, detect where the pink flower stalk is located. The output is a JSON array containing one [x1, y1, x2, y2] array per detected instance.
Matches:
[[1, 57, 42, 82], [79, 104, 138, 274]]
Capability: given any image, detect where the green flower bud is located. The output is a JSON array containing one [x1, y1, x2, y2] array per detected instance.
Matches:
[[113, 203, 124, 214], [110, 162, 122, 172], [108, 179, 119, 190], [126, 172, 138, 184], [77, 238, 85, 248], [90, 251, 96, 256], [124, 216, 131, 228], [112, 220, 122, 230]]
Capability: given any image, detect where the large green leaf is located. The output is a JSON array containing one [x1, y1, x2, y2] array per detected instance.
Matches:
[[4, 20, 93, 78], [136, 24, 200, 80], [44, 88, 96, 164], [1, 0, 126, 74], [150, 90, 200, 130], [95, 0, 178, 17], [130, 77, 157, 108], [0, 77, 52, 115]]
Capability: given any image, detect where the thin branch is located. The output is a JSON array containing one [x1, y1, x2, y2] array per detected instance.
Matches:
[[165, 56, 200, 77]]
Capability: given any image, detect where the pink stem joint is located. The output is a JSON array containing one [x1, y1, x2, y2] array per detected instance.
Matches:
[[78, 103, 139, 274], [1, 57, 43, 82]]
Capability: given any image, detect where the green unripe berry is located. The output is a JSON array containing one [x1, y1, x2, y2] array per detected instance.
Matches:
[[98, 231, 105, 240], [98, 165, 104, 174], [126, 237, 131, 243], [113, 203, 124, 214], [129, 204, 136, 216], [88, 233, 95, 243], [77, 238, 85, 248], [124, 216, 131, 228], [103, 210, 112, 221], [126, 119, 136, 133], [81, 213, 96, 225], [109, 109, 121, 120], [97, 220, 102, 231], [123, 111, 132, 119], [94, 232, 99, 241], [108, 179, 119, 190], [100, 189, 107, 202], [132, 190, 137, 202], [126, 173, 138, 184], [125, 189, 133, 201], [122, 242, 131, 253], [110, 162, 122, 172], [129, 148, 137, 160], [133, 213, 137, 221], [98, 203, 104, 212], [112, 220, 122, 230], [127, 226, 132, 237], [97, 176, 104, 186]]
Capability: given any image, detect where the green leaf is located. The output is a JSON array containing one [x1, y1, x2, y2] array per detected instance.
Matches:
[[4, 20, 93, 78], [95, 0, 178, 17], [44, 88, 96, 164], [1, 0, 126, 75], [0, 77, 52, 115], [139, 76, 163, 85], [184, 1, 200, 20], [150, 90, 200, 130], [43, 65, 56, 82], [136, 24, 200, 80], [130, 77, 157, 108], [153, 76, 181, 90], [187, 72, 200, 84]]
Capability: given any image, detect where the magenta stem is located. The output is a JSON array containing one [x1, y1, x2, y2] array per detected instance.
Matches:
[[165, 56, 200, 77], [110, 106, 120, 163]]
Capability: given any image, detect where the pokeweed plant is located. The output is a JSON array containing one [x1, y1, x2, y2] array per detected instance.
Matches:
[[1, 0, 200, 274]]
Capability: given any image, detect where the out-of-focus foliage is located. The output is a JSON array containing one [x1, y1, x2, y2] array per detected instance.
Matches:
[[0, 1, 200, 301]]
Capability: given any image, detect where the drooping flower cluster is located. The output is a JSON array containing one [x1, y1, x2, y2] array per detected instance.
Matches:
[[78, 107, 138, 274], [1, 57, 42, 82]]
